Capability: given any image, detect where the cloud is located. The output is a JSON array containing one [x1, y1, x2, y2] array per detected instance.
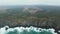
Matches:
[[0, 0, 60, 5]]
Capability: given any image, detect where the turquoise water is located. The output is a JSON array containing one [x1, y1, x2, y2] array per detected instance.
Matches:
[[0, 26, 57, 34]]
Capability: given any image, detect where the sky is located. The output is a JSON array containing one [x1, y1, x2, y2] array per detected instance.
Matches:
[[0, 0, 60, 6]]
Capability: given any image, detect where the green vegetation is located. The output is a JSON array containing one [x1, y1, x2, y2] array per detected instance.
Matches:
[[0, 5, 60, 29]]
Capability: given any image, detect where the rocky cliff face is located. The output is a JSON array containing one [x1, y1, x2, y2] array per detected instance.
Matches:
[[0, 16, 60, 29], [0, 6, 60, 31]]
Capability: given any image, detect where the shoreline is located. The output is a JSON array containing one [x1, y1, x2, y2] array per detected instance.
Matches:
[[0, 25, 59, 34]]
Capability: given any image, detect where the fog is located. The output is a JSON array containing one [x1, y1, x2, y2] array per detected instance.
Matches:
[[0, 0, 60, 6]]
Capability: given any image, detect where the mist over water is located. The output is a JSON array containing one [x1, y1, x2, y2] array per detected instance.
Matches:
[[0, 26, 57, 34]]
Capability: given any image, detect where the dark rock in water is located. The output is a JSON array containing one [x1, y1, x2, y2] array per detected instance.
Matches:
[[5, 27, 8, 30], [5, 26, 9, 30]]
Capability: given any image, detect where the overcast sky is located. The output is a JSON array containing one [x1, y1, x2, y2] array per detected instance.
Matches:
[[0, 0, 60, 6]]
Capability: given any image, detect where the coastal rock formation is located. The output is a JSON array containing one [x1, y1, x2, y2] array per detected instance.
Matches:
[[0, 6, 60, 32]]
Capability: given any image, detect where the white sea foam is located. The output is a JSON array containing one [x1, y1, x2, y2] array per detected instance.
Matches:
[[0, 26, 58, 34]]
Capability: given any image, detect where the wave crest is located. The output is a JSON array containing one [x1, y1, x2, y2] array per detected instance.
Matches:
[[0, 26, 57, 34]]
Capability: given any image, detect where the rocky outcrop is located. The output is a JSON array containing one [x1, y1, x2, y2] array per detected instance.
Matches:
[[0, 6, 60, 34], [0, 16, 59, 29]]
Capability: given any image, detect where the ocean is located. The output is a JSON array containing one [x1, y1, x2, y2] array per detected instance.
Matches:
[[0, 26, 58, 34]]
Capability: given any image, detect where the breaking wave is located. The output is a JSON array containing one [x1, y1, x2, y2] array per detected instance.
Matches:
[[0, 26, 57, 34]]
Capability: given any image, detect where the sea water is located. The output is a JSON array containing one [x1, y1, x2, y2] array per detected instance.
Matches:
[[0, 26, 58, 34]]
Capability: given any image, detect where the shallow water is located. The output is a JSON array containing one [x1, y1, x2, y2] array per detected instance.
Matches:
[[0, 26, 57, 34]]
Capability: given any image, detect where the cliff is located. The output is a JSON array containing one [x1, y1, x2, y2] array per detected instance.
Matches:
[[0, 5, 60, 31]]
